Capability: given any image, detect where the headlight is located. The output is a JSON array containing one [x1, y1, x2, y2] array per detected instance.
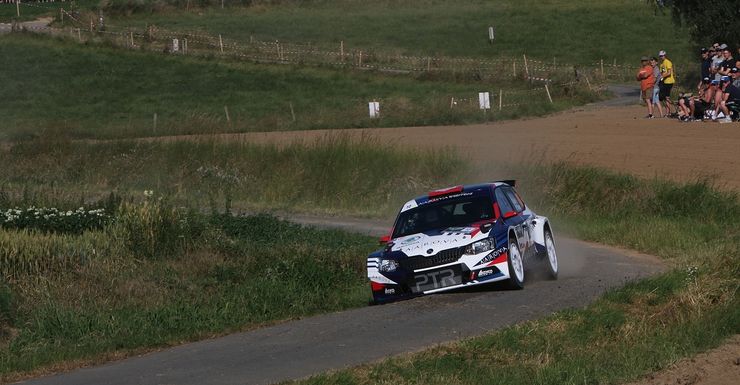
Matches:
[[466, 238, 495, 255], [379, 259, 400, 273]]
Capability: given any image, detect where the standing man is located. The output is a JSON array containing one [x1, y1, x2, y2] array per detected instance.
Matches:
[[650, 57, 664, 118], [637, 56, 656, 118], [658, 50, 675, 117]]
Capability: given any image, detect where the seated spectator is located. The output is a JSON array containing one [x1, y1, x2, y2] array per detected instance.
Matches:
[[732, 67, 740, 88], [712, 76, 738, 123], [677, 92, 694, 121], [694, 77, 712, 120]]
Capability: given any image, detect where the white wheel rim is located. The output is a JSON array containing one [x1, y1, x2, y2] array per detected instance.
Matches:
[[510, 244, 524, 282], [546, 234, 558, 273]]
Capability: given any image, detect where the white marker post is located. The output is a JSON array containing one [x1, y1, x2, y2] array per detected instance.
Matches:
[[479, 92, 490, 120], [488, 26, 495, 44], [368, 101, 380, 118]]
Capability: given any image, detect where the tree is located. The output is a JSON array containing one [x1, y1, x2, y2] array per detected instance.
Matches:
[[664, 0, 740, 47]]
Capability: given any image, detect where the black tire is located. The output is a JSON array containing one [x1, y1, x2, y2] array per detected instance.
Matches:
[[543, 230, 559, 280], [507, 237, 524, 290]]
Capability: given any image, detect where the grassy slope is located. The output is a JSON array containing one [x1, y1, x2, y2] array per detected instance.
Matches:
[[0, 34, 590, 140], [105, 0, 691, 66]]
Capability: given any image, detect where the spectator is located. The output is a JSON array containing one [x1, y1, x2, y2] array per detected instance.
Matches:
[[718, 46, 735, 77], [693, 77, 712, 120], [700, 48, 712, 83], [658, 50, 675, 116], [712, 76, 736, 123], [677, 92, 694, 121], [711, 46, 725, 81], [636, 56, 656, 118], [732, 67, 740, 88], [650, 57, 664, 118]]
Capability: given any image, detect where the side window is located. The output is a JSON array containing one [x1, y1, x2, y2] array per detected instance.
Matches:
[[504, 188, 524, 212], [494, 188, 514, 214]]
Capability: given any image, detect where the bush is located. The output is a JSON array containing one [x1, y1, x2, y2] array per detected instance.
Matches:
[[109, 196, 207, 259], [0, 207, 110, 234]]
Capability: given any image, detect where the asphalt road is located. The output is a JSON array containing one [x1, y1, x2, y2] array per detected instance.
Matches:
[[20, 217, 664, 385]]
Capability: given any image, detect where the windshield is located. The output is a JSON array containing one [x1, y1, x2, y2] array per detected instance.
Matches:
[[392, 196, 493, 238]]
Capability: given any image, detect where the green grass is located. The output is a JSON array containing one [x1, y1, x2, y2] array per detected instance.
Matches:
[[290, 164, 740, 385], [0, 33, 596, 140], [0, 132, 468, 217], [0, 213, 376, 380], [100, 0, 692, 67]]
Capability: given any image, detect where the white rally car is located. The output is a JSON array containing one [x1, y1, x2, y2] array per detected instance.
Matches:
[[367, 181, 558, 303]]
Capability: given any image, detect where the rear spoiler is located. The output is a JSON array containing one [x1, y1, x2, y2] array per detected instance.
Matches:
[[494, 179, 516, 187]]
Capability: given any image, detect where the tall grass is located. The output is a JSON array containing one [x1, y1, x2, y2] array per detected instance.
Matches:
[[0, 132, 469, 217]]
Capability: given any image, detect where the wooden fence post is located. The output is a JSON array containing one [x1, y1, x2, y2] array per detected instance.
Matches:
[[224, 106, 230, 123], [340, 40, 344, 62], [359, 50, 363, 67], [600, 58, 604, 78], [523, 54, 530, 79], [544, 84, 553, 104], [16, 0, 19, 18], [219, 34, 224, 53], [499, 89, 503, 111]]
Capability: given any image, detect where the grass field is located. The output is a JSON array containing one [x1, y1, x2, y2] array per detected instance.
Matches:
[[0, 34, 596, 140], [93, 0, 692, 66]]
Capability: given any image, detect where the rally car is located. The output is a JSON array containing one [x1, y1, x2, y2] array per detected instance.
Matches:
[[367, 181, 558, 303]]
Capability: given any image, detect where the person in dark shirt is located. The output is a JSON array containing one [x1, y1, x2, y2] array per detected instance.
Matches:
[[718, 47, 735, 77], [713, 76, 737, 123], [700, 48, 712, 81]]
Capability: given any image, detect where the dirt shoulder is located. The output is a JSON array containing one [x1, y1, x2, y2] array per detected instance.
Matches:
[[625, 335, 740, 385], [171, 103, 740, 191]]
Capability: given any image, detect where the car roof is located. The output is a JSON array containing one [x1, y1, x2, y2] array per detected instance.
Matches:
[[399, 182, 514, 213]]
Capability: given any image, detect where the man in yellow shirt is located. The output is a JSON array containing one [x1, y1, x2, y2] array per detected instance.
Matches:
[[658, 50, 675, 117]]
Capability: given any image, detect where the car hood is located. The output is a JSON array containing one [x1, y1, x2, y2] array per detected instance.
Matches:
[[390, 226, 487, 257]]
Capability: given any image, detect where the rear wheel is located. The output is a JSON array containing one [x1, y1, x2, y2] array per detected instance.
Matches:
[[507, 237, 524, 289], [544, 230, 558, 279]]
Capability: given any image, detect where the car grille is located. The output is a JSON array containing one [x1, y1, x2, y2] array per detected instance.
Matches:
[[399, 246, 465, 271]]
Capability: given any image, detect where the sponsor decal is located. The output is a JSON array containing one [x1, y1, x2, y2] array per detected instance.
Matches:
[[419, 192, 474, 205], [415, 268, 457, 292], [476, 246, 508, 266], [384, 288, 396, 295], [426, 248, 434, 255], [478, 268, 494, 278], [442, 227, 477, 235], [399, 235, 423, 246]]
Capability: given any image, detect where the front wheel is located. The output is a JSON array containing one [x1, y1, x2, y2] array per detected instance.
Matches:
[[544, 230, 558, 279], [507, 237, 524, 289]]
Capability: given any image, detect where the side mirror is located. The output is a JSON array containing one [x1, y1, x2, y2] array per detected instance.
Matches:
[[503, 211, 518, 219], [379, 234, 391, 245], [480, 222, 493, 234]]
